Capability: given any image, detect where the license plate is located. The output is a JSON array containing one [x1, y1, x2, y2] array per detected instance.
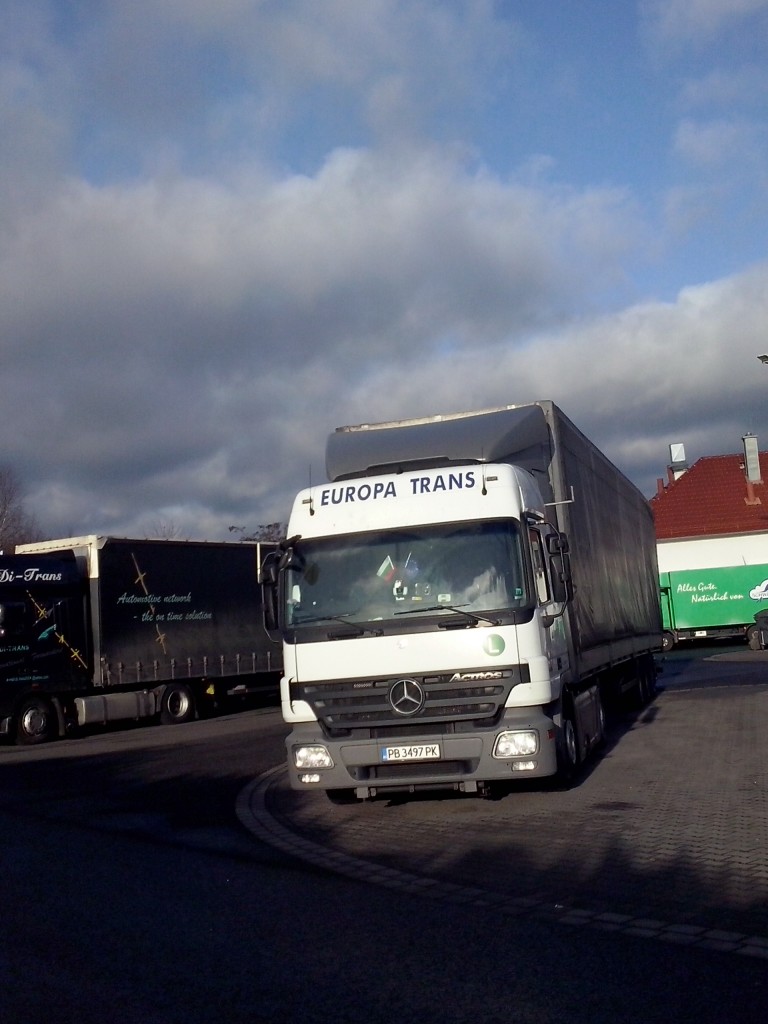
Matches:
[[380, 743, 441, 762]]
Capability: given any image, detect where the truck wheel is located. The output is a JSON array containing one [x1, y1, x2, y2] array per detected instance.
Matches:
[[634, 671, 648, 709], [555, 699, 580, 785], [633, 656, 656, 709], [160, 683, 195, 725], [594, 691, 607, 749], [16, 696, 56, 745], [661, 632, 675, 652]]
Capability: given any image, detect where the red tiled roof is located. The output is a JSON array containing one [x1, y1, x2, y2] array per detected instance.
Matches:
[[650, 452, 768, 539]]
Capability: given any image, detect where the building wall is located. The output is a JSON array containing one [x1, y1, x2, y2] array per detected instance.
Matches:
[[657, 533, 768, 572]]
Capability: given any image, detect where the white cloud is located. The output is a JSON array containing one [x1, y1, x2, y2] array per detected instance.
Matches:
[[1, 1, 767, 542], [7, 149, 766, 537], [679, 66, 768, 109], [327, 261, 768, 498], [674, 116, 766, 169], [662, 183, 726, 238], [0, 142, 643, 537], [646, 0, 768, 42], [10, 0, 518, 176]]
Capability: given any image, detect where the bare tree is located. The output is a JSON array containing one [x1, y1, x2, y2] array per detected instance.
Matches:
[[146, 519, 184, 540], [228, 522, 286, 543], [0, 466, 41, 552]]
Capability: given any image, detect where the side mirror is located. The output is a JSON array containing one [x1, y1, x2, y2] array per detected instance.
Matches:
[[277, 535, 303, 571], [258, 550, 280, 586], [259, 551, 281, 634], [547, 532, 573, 606]]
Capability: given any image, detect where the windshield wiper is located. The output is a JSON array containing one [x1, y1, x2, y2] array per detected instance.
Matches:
[[328, 624, 384, 639], [394, 604, 501, 627], [291, 613, 383, 638]]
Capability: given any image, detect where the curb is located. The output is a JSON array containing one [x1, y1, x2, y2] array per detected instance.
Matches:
[[236, 766, 768, 959]]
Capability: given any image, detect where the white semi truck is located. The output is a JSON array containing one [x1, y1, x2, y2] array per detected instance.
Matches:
[[263, 402, 661, 800]]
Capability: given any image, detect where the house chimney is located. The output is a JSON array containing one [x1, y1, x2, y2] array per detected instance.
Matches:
[[743, 433, 762, 505], [743, 434, 762, 484], [668, 442, 688, 481]]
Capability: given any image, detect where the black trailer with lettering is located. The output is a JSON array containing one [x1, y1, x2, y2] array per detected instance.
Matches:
[[0, 536, 281, 744]]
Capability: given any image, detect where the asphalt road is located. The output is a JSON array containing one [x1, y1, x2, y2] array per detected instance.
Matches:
[[1, 653, 766, 1024]]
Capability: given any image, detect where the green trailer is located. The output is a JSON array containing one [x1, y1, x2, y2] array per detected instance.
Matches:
[[660, 564, 768, 651]]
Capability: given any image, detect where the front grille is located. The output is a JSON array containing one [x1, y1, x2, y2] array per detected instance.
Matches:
[[296, 664, 529, 738]]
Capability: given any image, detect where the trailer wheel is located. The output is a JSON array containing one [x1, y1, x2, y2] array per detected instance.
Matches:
[[555, 699, 580, 785], [634, 671, 648, 709], [633, 656, 656, 709], [160, 683, 195, 725], [661, 632, 675, 652], [15, 696, 56, 745], [595, 691, 607, 749]]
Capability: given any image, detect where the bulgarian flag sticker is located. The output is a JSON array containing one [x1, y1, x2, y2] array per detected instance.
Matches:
[[377, 555, 396, 582]]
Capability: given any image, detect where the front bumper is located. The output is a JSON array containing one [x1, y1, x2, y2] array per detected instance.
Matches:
[[285, 705, 559, 796]]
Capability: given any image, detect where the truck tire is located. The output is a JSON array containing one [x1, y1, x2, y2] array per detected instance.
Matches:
[[159, 683, 195, 725], [15, 696, 56, 745], [633, 655, 656, 709], [555, 698, 580, 785], [594, 690, 607, 749], [661, 632, 675, 652]]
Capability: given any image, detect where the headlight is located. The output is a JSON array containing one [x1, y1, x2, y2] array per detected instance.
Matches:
[[293, 745, 334, 769], [493, 730, 538, 758]]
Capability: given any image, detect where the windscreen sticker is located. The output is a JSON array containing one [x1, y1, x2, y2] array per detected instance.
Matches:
[[376, 555, 396, 581], [484, 634, 506, 656]]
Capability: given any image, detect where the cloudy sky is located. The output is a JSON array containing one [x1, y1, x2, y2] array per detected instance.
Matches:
[[2, 0, 768, 541]]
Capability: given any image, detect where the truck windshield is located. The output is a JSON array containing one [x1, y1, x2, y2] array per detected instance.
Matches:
[[284, 519, 527, 632]]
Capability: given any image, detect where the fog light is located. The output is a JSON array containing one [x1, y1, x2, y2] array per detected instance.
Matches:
[[299, 773, 322, 784], [493, 730, 538, 758], [293, 744, 334, 769], [511, 760, 537, 772]]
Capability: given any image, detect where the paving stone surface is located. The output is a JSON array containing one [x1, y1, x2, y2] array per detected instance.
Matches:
[[240, 661, 768, 950]]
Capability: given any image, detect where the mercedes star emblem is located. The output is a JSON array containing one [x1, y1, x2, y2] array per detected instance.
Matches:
[[389, 678, 425, 716]]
